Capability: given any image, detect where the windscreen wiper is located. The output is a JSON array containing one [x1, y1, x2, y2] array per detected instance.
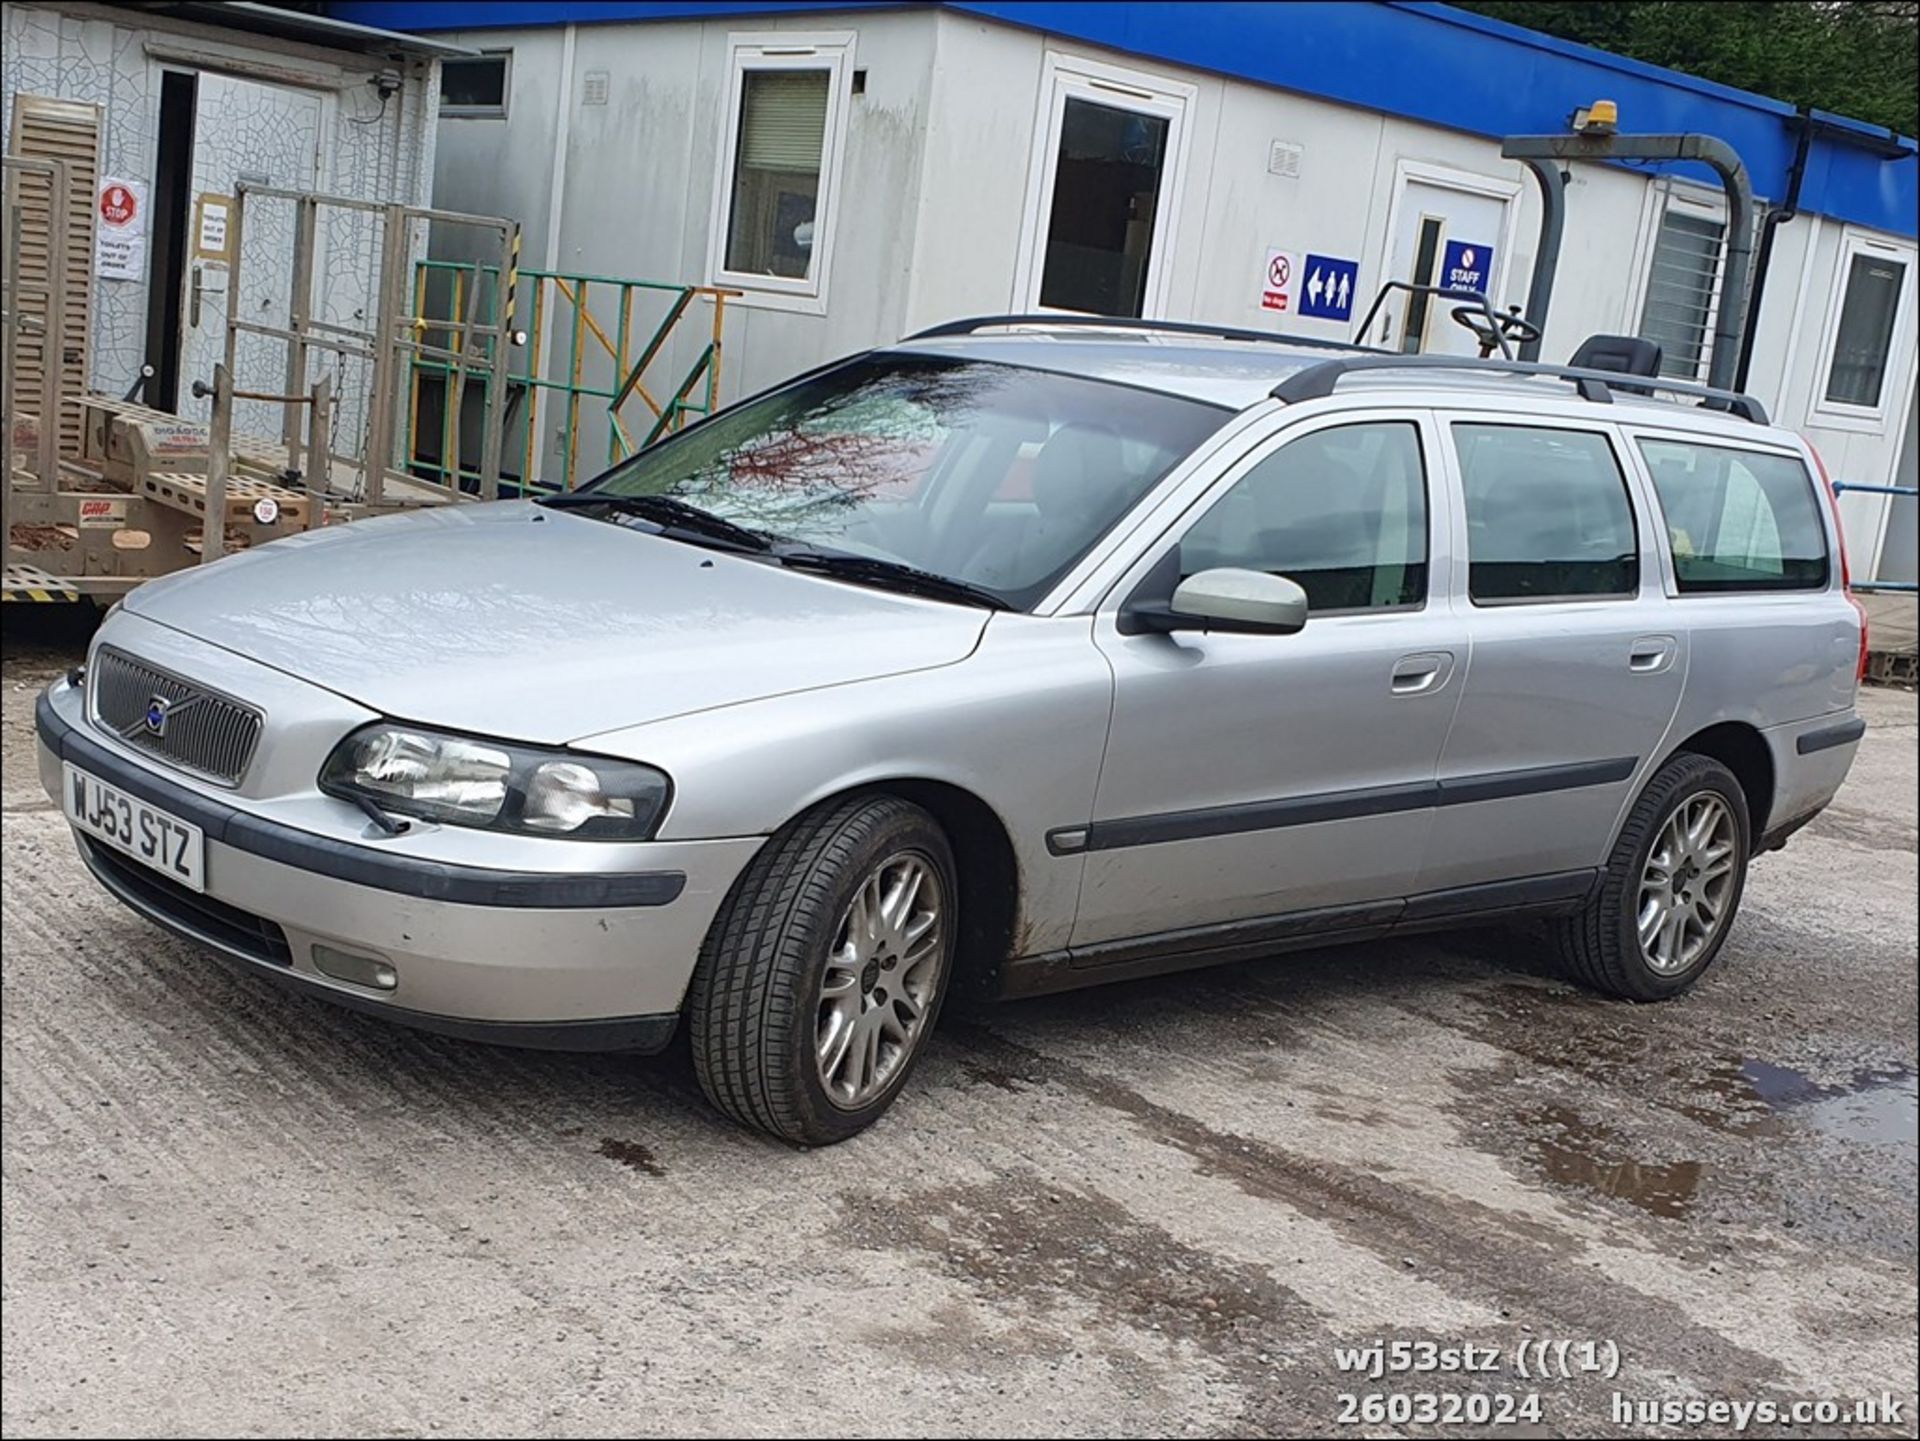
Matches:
[[538, 491, 773, 552], [774, 548, 1013, 611]]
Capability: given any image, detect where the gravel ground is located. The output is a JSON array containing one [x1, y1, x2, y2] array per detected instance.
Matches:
[[3, 609, 1915, 1438]]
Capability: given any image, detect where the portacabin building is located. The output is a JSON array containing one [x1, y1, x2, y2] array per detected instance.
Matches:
[[344, 2, 1917, 582]]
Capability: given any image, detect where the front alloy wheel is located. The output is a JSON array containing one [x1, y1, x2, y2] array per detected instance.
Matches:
[[689, 795, 958, 1145], [817, 853, 946, 1109]]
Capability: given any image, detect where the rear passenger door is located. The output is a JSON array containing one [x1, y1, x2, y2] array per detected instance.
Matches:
[[1419, 419, 1687, 895]]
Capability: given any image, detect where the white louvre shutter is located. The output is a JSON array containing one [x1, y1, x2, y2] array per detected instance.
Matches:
[[8, 95, 102, 459], [739, 71, 828, 174]]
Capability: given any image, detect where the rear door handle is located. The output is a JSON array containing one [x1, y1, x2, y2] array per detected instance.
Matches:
[[1391, 651, 1454, 695], [1629, 635, 1677, 674]]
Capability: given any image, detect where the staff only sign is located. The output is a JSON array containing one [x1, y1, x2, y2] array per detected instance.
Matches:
[[95, 177, 148, 282]]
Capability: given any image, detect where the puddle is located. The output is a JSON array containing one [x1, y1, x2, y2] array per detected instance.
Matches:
[[1526, 1105, 1703, 1218], [1739, 1060, 1918, 1150]]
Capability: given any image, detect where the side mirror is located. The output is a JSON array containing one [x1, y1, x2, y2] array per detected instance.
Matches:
[[1124, 567, 1309, 636]]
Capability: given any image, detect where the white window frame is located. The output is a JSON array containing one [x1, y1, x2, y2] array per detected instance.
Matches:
[[1811, 227, 1917, 432], [706, 31, 854, 315], [1010, 52, 1196, 320], [439, 50, 511, 119]]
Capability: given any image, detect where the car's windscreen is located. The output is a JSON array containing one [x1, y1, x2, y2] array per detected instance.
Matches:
[[574, 354, 1230, 610]]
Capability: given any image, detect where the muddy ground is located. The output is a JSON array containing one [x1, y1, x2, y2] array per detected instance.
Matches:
[[3, 607, 1915, 1438]]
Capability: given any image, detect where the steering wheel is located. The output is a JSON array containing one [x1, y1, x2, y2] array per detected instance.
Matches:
[[1451, 305, 1542, 356]]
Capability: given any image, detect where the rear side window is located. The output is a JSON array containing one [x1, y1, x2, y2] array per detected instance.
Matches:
[[1637, 439, 1829, 593], [1454, 425, 1638, 603]]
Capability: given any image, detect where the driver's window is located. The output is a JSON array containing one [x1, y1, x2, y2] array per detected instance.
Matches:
[[1178, 421, 1429, 613]]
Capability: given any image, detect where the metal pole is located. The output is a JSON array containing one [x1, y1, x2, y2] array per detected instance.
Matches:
[[284, 192, 318, 469], [1511, 158, 1564, 363], [202, 363, 233, 564], [481, 222, 518, 498], [305, 373, 331, 529], [364, 204, 407, 505], [224, 186, 245, 382], [1500, 132, 1757, 390]]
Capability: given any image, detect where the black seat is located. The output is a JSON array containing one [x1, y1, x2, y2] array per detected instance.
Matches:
[[1570, 334, 1663, 393]]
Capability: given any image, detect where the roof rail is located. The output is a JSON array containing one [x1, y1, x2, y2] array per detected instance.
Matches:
[[905, 313, 1380, 355], [1270, 354, 1771, 424]]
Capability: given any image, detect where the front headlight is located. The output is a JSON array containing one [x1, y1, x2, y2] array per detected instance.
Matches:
[[320, 724, 671, 840]]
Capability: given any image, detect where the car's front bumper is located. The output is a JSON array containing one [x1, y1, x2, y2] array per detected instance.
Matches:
[[37, 679, 764, 1051]]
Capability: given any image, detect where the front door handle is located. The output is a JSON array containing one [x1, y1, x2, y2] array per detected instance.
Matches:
[[1391, 651, 1454, 695], [1629, 635, 1677, 674]]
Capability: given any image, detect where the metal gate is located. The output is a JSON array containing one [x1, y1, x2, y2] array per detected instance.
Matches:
[[214, 182, 522, 505], [403, 262, 738, 494]]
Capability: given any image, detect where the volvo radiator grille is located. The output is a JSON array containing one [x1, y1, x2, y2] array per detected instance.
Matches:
[[88, 647, 264, 787]]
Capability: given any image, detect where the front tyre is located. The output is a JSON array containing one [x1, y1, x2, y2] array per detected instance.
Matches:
[[688, 795, 956, 1145], [1554, 752, 1750, 1001]]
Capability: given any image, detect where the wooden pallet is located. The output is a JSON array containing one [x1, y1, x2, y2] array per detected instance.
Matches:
[[140, 471, 309, 528]]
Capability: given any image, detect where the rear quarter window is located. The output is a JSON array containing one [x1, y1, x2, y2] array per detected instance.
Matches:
[[1636, 439, 1829, 593]]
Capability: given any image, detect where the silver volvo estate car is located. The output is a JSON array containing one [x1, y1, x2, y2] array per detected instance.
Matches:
[[37, 318, 1869, 1144]]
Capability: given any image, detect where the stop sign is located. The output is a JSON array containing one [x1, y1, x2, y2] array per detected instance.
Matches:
[[99, 182, 137, 227]]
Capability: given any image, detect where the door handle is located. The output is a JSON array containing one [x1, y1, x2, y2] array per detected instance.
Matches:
[[190, 264, 203, 327], [1629, 635, 1677, 674], [1391, 651, 1454, 695]]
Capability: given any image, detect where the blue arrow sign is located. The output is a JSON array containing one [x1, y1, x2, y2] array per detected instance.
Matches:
[[1298, 253, 1359, 322], [1441, 239, 1494, 296]]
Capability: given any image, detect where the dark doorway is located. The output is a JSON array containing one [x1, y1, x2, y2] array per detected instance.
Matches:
[[143, 70, 196, 412], [1037, 98, 1169, 318]]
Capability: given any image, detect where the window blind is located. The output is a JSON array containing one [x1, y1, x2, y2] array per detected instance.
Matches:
[[739, 70, 829, 174]]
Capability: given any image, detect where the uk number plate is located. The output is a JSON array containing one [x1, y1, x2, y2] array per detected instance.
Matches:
[[62, 762, 205, 892]]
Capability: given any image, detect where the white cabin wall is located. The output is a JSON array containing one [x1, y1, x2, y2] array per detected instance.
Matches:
[[419, 10, 1917, 570]]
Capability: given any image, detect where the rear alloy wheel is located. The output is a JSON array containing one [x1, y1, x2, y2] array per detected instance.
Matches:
[[1554, 752, 1750, 1001], [688, 795, 957, 1145], [1635, 792, 1739, 975]]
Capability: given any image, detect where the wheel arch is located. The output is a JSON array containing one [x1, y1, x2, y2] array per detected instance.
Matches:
[[1663, 720, 1774, 836], [777, 777, 1023, 1003]]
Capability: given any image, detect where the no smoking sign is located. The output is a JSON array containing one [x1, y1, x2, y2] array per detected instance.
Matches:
[[1261, 247, 1300, 313]]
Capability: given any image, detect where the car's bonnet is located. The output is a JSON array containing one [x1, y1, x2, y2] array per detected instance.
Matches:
[[120, 501, 992, 744]]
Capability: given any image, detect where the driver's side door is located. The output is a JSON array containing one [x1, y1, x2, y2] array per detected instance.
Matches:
[[1068, 411, 1466, 952]]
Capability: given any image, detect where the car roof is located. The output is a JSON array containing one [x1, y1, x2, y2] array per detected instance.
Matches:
[[889, 326, 1796, 447], [893, 332, 1321, 409]]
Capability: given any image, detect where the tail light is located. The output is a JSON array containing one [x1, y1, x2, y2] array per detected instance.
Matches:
[[1807, 442, 1869, 684]]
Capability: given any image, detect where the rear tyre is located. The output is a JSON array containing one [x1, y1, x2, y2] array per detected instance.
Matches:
[[1553, 753, 1750, 1001], [688, 795, 956, 1145]]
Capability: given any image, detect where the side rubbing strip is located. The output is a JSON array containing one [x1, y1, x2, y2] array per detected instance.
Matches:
[[1434, 756, 1637, 807], [1073, 757, 1637, 853], [1796, 716, 1866, 755]]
